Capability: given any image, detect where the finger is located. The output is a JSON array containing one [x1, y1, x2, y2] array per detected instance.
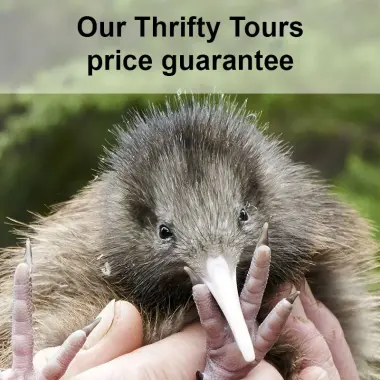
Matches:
[[72, 323, 206, 380], [61, 300, 143, 378], [34, 347, 59, 373], [193, 284, 231, 350], [284, 288, 341, 380], [254, 293, 298, 363], [300, 280, 360, 380], [83, 299, 116, 350], [240, 244, 271, 333], [294, 366, 328, 380]]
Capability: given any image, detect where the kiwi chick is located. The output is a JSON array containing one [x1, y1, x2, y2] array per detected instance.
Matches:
[[0, 96, 379, 379]]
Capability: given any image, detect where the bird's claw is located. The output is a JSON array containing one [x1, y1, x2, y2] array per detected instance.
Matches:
[[0, 240, 99, 380], [193, 223, 298, 380]]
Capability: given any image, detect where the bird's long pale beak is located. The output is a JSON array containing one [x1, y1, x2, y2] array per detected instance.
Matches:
[[203, 256, 255, 362]]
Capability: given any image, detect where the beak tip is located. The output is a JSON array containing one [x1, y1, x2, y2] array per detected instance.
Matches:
[[242, 345, 255, 363]]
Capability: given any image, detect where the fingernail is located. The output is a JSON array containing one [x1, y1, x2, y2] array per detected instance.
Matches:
[[307, 366, 328, 380], [84, 299, 115, 349], [290, 285, 308, 321], [114, 300, 130, 319]]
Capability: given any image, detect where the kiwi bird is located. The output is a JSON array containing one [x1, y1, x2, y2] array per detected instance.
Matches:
[[0, 96, 379, 379]]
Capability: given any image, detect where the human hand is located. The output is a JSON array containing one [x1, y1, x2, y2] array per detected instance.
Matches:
[[33, 300, 143, 379], [1, 239, 360, 380], [65, 278, 359, 380], [3, 225, 295, 380], [284, 279, 360, 380]]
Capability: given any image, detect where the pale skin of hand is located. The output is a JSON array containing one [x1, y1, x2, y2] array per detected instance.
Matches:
[[1, 237, 360, 380], [32, 242, 298, 380], [33, 279, 360, 380]]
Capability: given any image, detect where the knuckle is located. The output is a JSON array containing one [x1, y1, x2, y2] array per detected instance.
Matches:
[[320, 309, 346, 346], [325, 323, 346, 346]]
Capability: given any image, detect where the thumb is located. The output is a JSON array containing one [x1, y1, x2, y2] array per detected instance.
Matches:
[[296, 366, 328, 380], [73, 323, 207, 380], [34, 300, 143, 379]]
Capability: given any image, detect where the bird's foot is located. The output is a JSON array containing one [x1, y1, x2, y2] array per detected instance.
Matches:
[[192, 224, 299, 380], [0, 240, 99, 380]]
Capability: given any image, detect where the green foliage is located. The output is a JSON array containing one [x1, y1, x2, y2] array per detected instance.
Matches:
[[0, 93, 380, 248], [0, 94, 159, 245], [335, 156, 380, 240]]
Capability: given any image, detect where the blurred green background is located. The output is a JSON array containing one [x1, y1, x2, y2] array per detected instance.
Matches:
[[0, 94, 380, 248]]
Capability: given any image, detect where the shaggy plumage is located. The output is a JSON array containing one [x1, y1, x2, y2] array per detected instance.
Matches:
[[0, 96, 379, 379]]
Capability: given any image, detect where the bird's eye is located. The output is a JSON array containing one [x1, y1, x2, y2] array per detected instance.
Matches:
[[239, 208, 249, 222], [159, 224, 173, 240]]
